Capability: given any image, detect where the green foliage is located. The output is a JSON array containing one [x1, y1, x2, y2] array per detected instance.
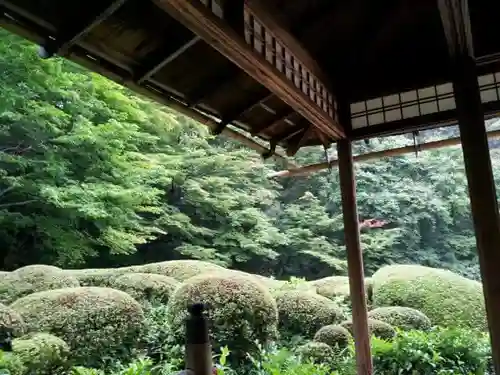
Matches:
[[372, 264, 486, 331], [313, 325, 352, 353], [371, 328, 491, 374], [296, 342, 336, 365], [109, 273, 179, 304], [12, 333, 70, 374], [10, 287, 145, 367], [137, 260, 224, 282], [65, 268, 134, 287], [167, 273, 278, 362], [249, 346, 333, 375], [0, 265, 79, 303], [368, 306, 432, 331], [0, 350, 26, 375], [274, 290, 345, 340], [0, 304, 24, 338], [340, 319, 396, 340]]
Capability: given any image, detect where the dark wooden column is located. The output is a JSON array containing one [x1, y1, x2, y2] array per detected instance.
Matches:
[[438, 1, 500, 373], [453, 55, 500, 375], [337, 139, 373, 375]]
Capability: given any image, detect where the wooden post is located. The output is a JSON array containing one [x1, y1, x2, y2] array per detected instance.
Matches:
[[438, 1, 500, 372], [453, 54, 500, 375], [337, 139, 373, 375]]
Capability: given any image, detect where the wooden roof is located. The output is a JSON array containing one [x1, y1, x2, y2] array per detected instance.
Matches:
[[1, 0, 500, 156]]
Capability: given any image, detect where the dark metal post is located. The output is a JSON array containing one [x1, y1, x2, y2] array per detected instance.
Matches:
[[185, 303, 213, 375], [337, 139, 373, 375]]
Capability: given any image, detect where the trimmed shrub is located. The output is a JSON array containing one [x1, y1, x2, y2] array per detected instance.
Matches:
[[340, 318, 396, 340], [310, 276, 372, 306], [109, 273, 179, 303], [12, 333, 70, 374], [10, 287, 144, 367], [167, 272, 278, 361], [275, 291, 345, 339], [368, 306, 432, 331], [0, 265, 79, 304], [313, 325, 352, 352], [0, 303, 25, 337], [371, 264, 486, 331], [296, 342, 336, 364], [0, 351, 25, 375], [64, 267, 134, 287], [137, 260, 224, 281]]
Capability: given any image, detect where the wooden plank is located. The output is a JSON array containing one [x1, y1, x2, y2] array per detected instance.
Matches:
[[153, 0, 345, 140], [337, 139, 373, 375], [439, 2, 500, 374]]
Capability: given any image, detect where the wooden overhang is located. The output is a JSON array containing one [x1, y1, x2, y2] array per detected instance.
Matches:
[[1, 0, 500, 155]]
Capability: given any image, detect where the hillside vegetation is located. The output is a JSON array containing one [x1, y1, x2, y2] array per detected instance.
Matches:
[[1, 30, 500, 282]]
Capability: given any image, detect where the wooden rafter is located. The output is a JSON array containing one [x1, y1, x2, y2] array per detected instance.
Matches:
[[43, 0, 129, 57], [251, 108, 295, 136], [153, 0, 345, 140], [285, 125, 316, 156], [136, 36, 201, 84]]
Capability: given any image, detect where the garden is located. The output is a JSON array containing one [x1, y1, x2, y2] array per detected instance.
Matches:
[[0, 261, 493, 375]]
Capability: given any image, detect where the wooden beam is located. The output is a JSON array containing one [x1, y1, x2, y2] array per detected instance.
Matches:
[[285, 126, 315, 156], [268, 129, 500, 178], [153, 0, 345, 140], [136, 36, 201, 84], [438, 1, 500, 374], [43, 0, 129, 57], [337, 139, 373, 375], [251, 108, 295, 136], [220, 91, 274, 126]]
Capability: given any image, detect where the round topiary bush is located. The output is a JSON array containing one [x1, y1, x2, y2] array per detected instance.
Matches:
[[274, 290, 345, 339], [138, 260, 225, 281], [109, 272, 180, 303], [12, 333, 70, 374], [64, 267, 134, 287], [371, 264, 486, 331], [340, 318, 396, 340], [313, 325, 352, 352], [0, 302, 25, 337], [10, 287, 145, 367], [167, 272, 278, 361], [310, 276, 372, 306], [296, 341, 336, 364], [0, 265, 80, 304], [368, 306, 432, 331]]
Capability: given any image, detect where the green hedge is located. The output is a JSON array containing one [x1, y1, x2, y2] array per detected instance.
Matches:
[[137, 260, 224, 281], [167, 272, 278, 362], [275, 290, 345, 339], [10, 287, 144, 367], [368, 306, 432, 331], [313, 325, 352, 353], [109, 272, 180, 303], [12, 333, 70, 374], [0, 265, 79, 304], [340, 318, 396, 340], [372, 264, 486, 331]]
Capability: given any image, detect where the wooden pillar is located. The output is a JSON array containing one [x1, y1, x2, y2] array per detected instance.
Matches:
[[438, 1, 500, 371], [337, 139, 373, 375], [453, 54, 500, 374]]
